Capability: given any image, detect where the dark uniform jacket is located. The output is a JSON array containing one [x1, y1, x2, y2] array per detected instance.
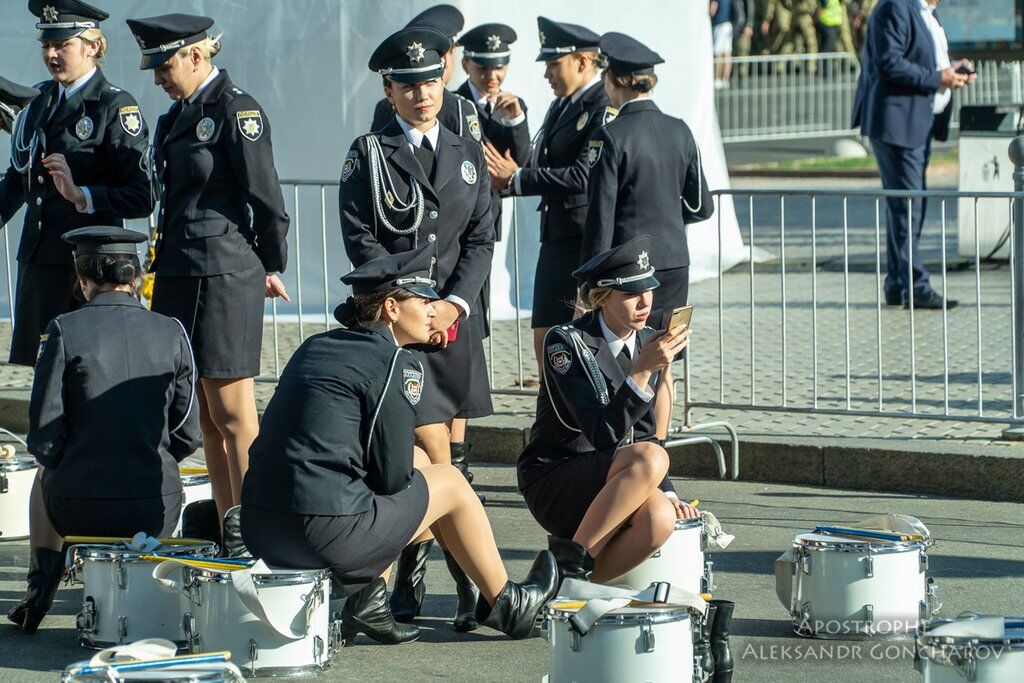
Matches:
[[151, 70, 289, 276], [371, 89, 479, 140], [582, 100, 714, 270], [27, 290, 200, 499], [515, 81, 616, 244], [0, 70, 153, 265], [339, 118, 494, 312], [241, 322, 423, 516], [518, 311, 675, 494]]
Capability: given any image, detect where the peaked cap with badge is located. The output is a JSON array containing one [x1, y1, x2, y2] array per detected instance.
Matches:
[[535, 16, 601, 62], [369, 27, 451, 85], [341, 242, 441, 300], [573, 235, 659, 293], [62, 225, 147, 257], [125, 13, 215, 70], [599, 32, 665, 75], [459, 23, 518, 66], [29, 0, 108, 41], [405, 4, 464, 39]]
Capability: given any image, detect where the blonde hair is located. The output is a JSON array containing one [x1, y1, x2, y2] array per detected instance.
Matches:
[[79, 28, 107, 63], [175, 35, 223, 62], [579, 286, 613, 312]]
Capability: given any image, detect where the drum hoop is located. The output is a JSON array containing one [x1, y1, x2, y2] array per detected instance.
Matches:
[[919, 617, 1024, 650], [794, 537, 930, 554], [674, 518, 704, 531], [191, 567, 328, 586], [543, 606, 691, 626], [77, 543, 218, 562], [63, 668, 236, 682], [180, 474, 211, 486], [0, 460, 37, 473]]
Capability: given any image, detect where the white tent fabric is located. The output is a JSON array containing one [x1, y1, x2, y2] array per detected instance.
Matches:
[[0, 0, 744, 320]]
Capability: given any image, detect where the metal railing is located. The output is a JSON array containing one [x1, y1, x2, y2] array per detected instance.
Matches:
[[714, 55, 1024, 143]]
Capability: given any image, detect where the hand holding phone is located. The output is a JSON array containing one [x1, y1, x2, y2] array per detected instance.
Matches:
[[667, 305, 693, 334], [956, 64, 976, 75]]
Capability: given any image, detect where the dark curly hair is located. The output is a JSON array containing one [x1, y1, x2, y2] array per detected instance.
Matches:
[[74, 253, 142, 286], [605, 67, 658, 93], [335, 288, 419, 327]]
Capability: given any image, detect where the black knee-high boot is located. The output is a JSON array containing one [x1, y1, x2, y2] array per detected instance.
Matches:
[[694, 603, 717, 682], [7, 547, 65, 634], [442, 550, 480, 632], [389, 539, 433, 622], [546, 536, 594, 590], [709, 599, 734, 683]]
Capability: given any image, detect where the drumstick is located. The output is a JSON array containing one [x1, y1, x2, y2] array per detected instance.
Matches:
[[140, 554, 252, 571], [683, 498, 699, 506], [178, 467, 209, 475], [65, 536, 213, 546], [815, 526, 918, 542], [73, 652, 231, 676]]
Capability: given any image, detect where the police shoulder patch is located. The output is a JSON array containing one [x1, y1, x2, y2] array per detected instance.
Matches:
[[118, 105, 143, 136], [402, 367, 423, 405], [587, 140, 604, 167], [235, 109, 263, 141], [546, 342, 572, 375], [341, 149, 358, 183], [37, 333, 49, 360], [603, 106, 619, 125], [467, 114, 482, 142]]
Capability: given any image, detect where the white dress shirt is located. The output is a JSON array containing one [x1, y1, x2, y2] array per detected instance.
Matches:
[[393, 115, 471, 318], [187, 66, 220, 104], [598, 312, 654, 401], [467, 81, 526, 127], [919, 0, 952, 115]]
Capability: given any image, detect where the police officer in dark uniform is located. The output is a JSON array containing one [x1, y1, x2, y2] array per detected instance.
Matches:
[[340, 26, 495, 633], [127, 14, 290, 546], [241, 244, 557, 646], [582, 32, 714, 440], [9, 226, 200, 634], [483, 17, 617, 371], [0, 77, 40, 135], [369, 4, 479, 142], [0, 0, 153, 367], [518, 236, 698, 585]]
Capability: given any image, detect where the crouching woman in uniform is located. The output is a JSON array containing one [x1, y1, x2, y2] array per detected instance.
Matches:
[[241, 244, 557, 645], [518, 236, 698, 585], [9, 227, 200, 633]]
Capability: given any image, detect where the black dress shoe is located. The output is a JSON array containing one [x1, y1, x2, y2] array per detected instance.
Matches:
[[389, 539, 433, 622], [904, 291, 958, 310], [442, 550, 480, 632], [7, 547, 65, 634], [884, 291, 903, 306], [475, 551, 558, 639], [340, 577, 420, 645]]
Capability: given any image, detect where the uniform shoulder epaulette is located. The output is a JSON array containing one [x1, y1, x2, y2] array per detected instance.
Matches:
[[451, 91, 474, 106], [108, 85, 122, 92]]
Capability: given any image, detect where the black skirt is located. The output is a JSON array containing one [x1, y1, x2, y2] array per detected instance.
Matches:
[[43, 489, 183, 538], [410, 314, 492, 425], [9, 262, 81, 366], [520, 449, 615, 539], [240, 471, 430, 597], [531, 238, 582, 329], [151, 265, 265, 378]]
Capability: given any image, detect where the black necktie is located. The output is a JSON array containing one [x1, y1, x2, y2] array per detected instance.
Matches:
[[49, 90, 67, 122], [552, 97, 569, 124], [414, 136, 435, 181], [616, 345, 633, 375]]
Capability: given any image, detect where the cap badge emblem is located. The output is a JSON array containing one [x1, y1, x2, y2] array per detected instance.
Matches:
[[486, 35, 502, 51], [637, 251, 650, 271], [538, 30, 546, 45], [42, 5, 59, 22], [406, 42, 426, 63]]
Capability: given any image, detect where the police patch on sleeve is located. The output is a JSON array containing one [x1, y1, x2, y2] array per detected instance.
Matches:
[[546, 343, 572, 375], [603, 106, 619, 125], [467, 114, 482, 141], [341, 150, 358, 183], [37, 333, 49, 360], [587, 140, 604, 167], [118, 106, 143, 136], [402, 368, 423, 405], [461, 160, 478, 185], [236, 110, 263, 141]]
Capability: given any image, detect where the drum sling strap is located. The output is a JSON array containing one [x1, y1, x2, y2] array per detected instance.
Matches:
[[558, 578, 707, 636]]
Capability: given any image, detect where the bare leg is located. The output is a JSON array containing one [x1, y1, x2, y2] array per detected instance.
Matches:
[[29, 470, 63, 552], [200, 377, 259, 519], [533, 327, 549, 374], [572, 442, 669, 558], [411, 426, 451, 545], [590, 492, 676, 583], [449, 418, 466, 442]]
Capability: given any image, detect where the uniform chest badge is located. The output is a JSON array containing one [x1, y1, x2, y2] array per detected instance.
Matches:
[[196, 117, 215, 141], [587, 140, 604, 167], [576, 111, 589, 131], [547, 343, 572, 375], [235, 110, 263, 141], [467, 114, 482, 141], [341, 149, 358, 183], [402, 368, 423, 405], [461, 160, 477, 185], [75, 116, 94, 140], [118, 106, 142, 136]]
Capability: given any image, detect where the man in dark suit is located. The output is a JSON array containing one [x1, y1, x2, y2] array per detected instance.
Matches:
[[852, 0, 975, 309]]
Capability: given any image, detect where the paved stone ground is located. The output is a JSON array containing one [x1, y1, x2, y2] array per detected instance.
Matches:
[[1, 463, 1022, 682]]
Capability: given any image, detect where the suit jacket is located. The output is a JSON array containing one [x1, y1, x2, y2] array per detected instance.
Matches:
[[851, 0, 953, 148], [151, 70, 289, 276], [241, 322, 423, 516], [28, 290, 200, 500], [339, 118, 494, 311], [371, 89, 480, 141], [518, 312, 675, 494], [583, 100, 714, 270], [0, 69, 153, 265], [515, 82, 617, 243]]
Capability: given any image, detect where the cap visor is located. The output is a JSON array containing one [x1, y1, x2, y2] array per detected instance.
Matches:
[[612, 274, 660, 293], [386, 66, 445, 84], [139, 51, 176, 70], [37, 27, 87, 41], [471, 55, 510, 66], [401, 283, 441, 300]]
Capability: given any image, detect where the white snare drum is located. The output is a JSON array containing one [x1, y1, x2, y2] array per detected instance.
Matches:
[[788, 531, 938, 638], [916, 614, 1024, 682], [74, 541, 218, 649], [544, 600, 696, 683], [62, 661, 244, 682], [185, 566, 334, 677], [0, 452, 37, 540], [174, 470, 213, 537], [608, 517, 712, 595]]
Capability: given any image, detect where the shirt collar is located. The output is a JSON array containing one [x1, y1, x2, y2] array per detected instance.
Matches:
[[467, 81, 490, 108], [59, 66, 97, 99], [570, 73, 604, 104], [187, 66, 220, 104], [619, 95, 653, 110], [919, 0, 935, 12], [395, 115, 440, 150], [598, 311, 637, 357]]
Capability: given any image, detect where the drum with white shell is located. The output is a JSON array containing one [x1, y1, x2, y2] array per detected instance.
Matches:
[[174, 469, 213, 536], [915, 614, 1024, 682], [0, 450, 36, 540], [608, 517, 712, 595], [62, 661, 244, 682]]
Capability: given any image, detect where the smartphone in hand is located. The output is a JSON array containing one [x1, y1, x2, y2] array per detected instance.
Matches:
[[956, 64, 976, 75], [667, 305, 693, 333]]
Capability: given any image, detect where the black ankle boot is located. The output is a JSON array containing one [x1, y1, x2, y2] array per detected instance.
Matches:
[[221, 505, 249, 558], [709, 599, 734, 683], [693, 603, 717, 682], [181, 499, 222, 547], [474, 551, 557, 640], [7, 547, 65, 634], [547, 536, 594, 591], [451, 442, 486, 504], [389, 539, 433, 622], [442, 550, 480, 632], [340, 577, 420, 645]]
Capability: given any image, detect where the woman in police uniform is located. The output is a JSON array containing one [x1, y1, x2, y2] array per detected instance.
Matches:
[[9, 226, 200, 634], [127, 14, 290, 542], [484, 16, 616, 371], [0, 0, 153, 367], [518, 236, 698, 585], [241, 245, 557, 646], [582, 32, 714, 441], [339, 26, 494, 631]]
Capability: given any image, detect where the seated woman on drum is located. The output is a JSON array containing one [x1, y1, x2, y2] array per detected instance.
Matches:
[[10, 227, 200, 633], [240, 244, 558, 645], [518, 235, 698, 585]]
